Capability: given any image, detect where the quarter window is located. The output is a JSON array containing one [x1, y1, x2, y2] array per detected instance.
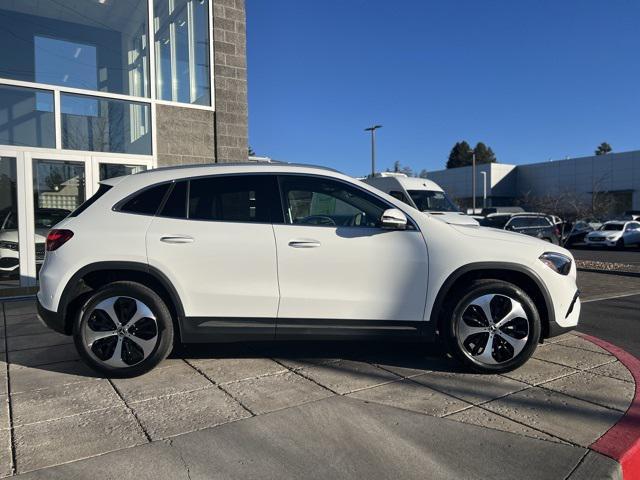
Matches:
[[120, 183, 170, 215], [160, 181, 188, 218], [279, 176, 388, 228]]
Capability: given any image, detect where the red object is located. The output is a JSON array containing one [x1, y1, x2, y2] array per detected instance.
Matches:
[[578, 333, 640, 479], [45, 229, 74, 251]]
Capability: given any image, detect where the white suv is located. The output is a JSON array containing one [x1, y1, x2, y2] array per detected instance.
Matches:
[[37, 163, 580, 377]]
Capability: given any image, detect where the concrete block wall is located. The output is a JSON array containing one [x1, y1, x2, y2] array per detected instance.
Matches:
[[156, 104, 216, 166], [213, 0, 249, 162]]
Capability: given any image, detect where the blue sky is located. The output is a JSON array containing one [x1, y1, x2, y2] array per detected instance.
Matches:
[[246, 0, 640, 177]]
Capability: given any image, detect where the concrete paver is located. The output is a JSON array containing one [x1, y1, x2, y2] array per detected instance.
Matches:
[[542, 371, 634, 412], [188, 357, 287, 384], [483, 386, 624, 446], [13, 406, 146, 473], [9, 361, 100, 394], [131, 386, 250, 440], [589, 360, 634, 383], [298, 359, 401, 394], [501, 357, 578, 385], [6, 333, 72, 352], [8, 344, 79, 368], [3, 323, 48, 339], [11, 380, 120, 426], [411, 370, 528, 405], [556, 336, 613, 355], [112, 362, 211, 403], [348, 378, 471, 417], [222, 371, 332, 414], [446, 406, 565, 444], [533, 343, 614, 370], [0, 428, 11, 478]]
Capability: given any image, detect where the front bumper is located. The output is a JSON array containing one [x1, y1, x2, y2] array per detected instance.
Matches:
[[546, 290, 580, 338], [585, 238, 618, 247], [36, 298, 67, 335]]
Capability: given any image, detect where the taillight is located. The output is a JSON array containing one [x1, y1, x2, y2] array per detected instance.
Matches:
[[46, 229, 74, 251], [555, 227, 561, 237]]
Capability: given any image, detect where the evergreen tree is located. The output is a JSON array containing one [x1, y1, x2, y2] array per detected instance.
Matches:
[[473, 142, 497, 164], [595, 142, 612, 155], [446, 141, 472, 168]]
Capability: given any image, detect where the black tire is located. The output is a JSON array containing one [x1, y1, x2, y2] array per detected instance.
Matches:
[[73, 281, 174, 377], [442, 279, 541, 373]]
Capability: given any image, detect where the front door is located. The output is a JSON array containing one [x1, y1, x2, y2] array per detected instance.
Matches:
[[273, 175, 429, 337], [146, 174, 281, 341]]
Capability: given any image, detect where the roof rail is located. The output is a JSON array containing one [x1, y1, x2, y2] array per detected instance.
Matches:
[[135, 161, 342, 175]]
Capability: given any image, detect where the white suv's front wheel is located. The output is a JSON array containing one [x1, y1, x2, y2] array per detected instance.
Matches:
[[443, 279, 541, 373], [73, 281, 174, 377]]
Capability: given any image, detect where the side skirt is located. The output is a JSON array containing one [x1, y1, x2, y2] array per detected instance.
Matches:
[[180, 317, 428, 343]]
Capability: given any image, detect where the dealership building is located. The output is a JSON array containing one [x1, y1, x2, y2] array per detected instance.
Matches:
[[427, 150, 640, 215], [0, 0, 248, 292]]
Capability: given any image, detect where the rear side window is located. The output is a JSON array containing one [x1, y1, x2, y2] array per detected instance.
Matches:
[[159, 181, 188, 218], [120, 183, 170, 215], [70, 184, 112, 217], [188, 175, 279, 223]]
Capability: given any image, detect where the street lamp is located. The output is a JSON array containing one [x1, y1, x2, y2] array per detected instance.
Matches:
[[467, 149, 477, 213], [365, 125, 383, 177], [480, 171, 487, 209]]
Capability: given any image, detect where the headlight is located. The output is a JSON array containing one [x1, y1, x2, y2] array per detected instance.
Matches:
[[539, 252, 572, 275], [607, 235, 618, 240], [0, 241, 18, 251]]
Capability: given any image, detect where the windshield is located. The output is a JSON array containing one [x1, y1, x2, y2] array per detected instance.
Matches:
[[407, 190, 459, 212], [600, 224, 624, 231]]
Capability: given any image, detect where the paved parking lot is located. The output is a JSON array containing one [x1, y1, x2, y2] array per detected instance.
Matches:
[[0, 299, 634, 477]]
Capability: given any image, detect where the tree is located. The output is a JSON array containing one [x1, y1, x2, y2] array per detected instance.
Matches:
[[473, 142, 497, 164], [418, 169, 429, 179], [388, 161, 414, 176], [446, 141, 472, 169], [595, 142, 612, 155], [248, 146, 256, 156]]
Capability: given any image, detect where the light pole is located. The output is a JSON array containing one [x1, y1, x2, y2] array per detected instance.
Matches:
[[365, 125, 382, 177], [480, 171, 487, 209], [468, 149, 477, 213]]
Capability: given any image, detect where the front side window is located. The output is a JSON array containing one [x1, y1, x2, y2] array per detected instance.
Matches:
[[154, 0, 211, 105], [188, 175, 277, 222], [280, 176, 388, 228], [0, 2, 150, 97], [407, 190, 459, 213]]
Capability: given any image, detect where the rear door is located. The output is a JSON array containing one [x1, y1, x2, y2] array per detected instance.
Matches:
[[146, 174, 282, 341], [272, 174, 429, 337]]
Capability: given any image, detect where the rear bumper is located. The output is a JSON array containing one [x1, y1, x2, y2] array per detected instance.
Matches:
[[36, 298, 67, 335]]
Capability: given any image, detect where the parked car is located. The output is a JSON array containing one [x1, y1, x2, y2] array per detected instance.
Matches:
[[362, 173, 478, 225], [562, 220, 594, 247], [0, 208, 70, 276], [37, 163, 579, 377], [503, 214, 561, 244], [585, 220, 640, 248], [479, 206, 524, 216]]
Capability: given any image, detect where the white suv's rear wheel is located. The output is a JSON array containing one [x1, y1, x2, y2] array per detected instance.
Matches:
[[443, 279, 541, 373], [73, 281, 174, 377]]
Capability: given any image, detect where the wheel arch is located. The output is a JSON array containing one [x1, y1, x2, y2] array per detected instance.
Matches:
[[429, 262, 555, 341], [58, 261, 185, 340]]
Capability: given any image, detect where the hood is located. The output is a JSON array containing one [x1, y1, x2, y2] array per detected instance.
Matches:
[[451, 224, 563, 250], [425, 211, 479, 226], [587, 230, 620, 238], [0, 229, 48, 243]]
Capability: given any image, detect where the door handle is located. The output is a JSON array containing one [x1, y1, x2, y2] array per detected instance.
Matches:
[[288, 239, 321, 248], [160, 235, 194, 244]]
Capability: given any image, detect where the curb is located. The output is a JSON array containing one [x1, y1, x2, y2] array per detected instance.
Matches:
[[577, 333, 640, 479], [577, 268, 640, 279]]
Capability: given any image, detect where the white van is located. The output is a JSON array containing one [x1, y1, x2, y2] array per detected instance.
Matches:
[[362, 173, 478, 225]]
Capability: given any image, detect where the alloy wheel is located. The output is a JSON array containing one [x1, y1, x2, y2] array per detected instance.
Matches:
[[82, 296, 159, 368], [456, 293, 529, 366]]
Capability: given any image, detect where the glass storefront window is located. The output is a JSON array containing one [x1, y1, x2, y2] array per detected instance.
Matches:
[[154, 0, 211, 105], [0, 85, 55, 148], [32, 160, 85, 275], [0, 157, 20, 287], [0, 2, 150, 97], [61, 94, 152, 155], [99, 163, 147, 180]]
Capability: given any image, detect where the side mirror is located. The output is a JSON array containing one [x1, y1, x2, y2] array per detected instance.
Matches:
[[505, 225, 514, 231], [381, 208, 408, 230]]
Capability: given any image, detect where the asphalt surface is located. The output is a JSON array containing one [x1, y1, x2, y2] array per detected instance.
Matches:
[[578, 293, 640, 358], [571, 247, 640, 265]]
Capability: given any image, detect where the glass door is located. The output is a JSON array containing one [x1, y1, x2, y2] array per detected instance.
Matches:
[[0, 153, 23, 289]]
